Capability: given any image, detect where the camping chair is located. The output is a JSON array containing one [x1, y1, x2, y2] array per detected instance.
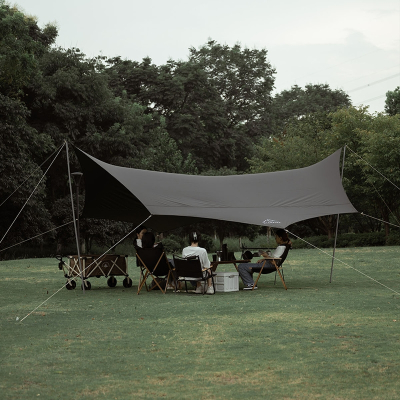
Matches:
[[172, 255, 216, 295], [136, 247, 174, 295], [252, 244, 291, 291]]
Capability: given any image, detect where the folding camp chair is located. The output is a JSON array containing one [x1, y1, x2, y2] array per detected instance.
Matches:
[[252, 244, 291, 291], [136, 247, 174, 294], [172, 255, 216, 295]]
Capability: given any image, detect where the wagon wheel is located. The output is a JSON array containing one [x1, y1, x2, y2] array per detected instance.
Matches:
[[107, 276, 117, 287], [66, 280, 76, 290], [81, 281, 91, 290], [123, 277, 132, 288]]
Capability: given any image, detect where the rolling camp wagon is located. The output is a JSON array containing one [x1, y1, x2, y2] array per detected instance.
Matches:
[[57, 254, 132, 290]]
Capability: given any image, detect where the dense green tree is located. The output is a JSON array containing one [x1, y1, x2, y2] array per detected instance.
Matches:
[[186, 40, 275, 170], [1, 3, 196, 253], [322, 107, 389, 234], [0, 2, 56, 251], [271, 84, 351, 137], [384, 87, 400, 116], [320, 106, 382, 236], [28, 48, 197, 171], [20, 47, 127, 252], [248, 112, 333, 173], [4, 1, 398, 253], [0, 1, 57, 99], [106, 40, 276, 172], [354, 113, 400, 235], [26, 47, 197, 251], [26, 48, 115, 149], [0, 93, 55, 250], [33, 52, 197, 239]]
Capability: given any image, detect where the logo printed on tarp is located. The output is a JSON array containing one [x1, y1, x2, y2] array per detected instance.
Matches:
[[262, 219, 281, 225]]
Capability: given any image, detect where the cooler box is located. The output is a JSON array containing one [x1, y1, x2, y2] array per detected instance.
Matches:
[[214, 271, 239, 292]]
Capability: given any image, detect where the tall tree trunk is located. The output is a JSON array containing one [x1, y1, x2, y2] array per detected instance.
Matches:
[[318, 215, 335, 238]]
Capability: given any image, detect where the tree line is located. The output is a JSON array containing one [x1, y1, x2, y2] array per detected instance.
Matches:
[[1, 2, 400, 256]]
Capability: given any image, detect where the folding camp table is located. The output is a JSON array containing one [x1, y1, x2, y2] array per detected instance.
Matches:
[[57, 254, 132, 290]]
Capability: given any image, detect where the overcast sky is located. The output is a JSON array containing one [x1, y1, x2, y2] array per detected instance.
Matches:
[[13, 0, 400, 113]]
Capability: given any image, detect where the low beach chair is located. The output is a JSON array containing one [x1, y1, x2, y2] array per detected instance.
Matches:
[[172, 255, 216, 295], [252, 244, 291, 290]]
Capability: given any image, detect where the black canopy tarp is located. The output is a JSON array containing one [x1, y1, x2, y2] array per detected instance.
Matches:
[[74, 147, 357, 231]]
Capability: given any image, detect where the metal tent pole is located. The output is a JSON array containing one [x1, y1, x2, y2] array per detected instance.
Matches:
[[71, 172, 83, 251], [330, 145, 347, 283], [65, 141, 85, 293]]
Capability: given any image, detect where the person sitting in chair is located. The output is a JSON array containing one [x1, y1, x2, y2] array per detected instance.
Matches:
[[182, 231, 214, 294], [141, 231, 162, 249], [238, 229, 291, 290], [134, 225, 147, 269], [142, 231, 178, 289]]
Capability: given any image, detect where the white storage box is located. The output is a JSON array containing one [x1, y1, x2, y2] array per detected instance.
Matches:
[[214, 271, 239, 292]]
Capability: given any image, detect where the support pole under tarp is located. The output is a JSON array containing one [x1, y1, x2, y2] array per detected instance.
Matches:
[[330, 145, 347, 283], [66, 141, 85, 293]]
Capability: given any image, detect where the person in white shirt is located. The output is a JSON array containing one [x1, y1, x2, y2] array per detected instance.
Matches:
[[182, 231, 214, 294], [238, 229, 292, 290]]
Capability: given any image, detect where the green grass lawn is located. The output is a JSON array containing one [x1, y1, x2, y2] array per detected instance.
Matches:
[[1, 247, 400, 399]]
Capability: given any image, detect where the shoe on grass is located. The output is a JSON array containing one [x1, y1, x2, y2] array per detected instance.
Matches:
[[206, 286, 215, 294], [194, 285, 204, 294], [243, 284, 257, 290]]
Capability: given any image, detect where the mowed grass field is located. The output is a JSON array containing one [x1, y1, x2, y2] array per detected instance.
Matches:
[[1, 246, 400, 399]]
